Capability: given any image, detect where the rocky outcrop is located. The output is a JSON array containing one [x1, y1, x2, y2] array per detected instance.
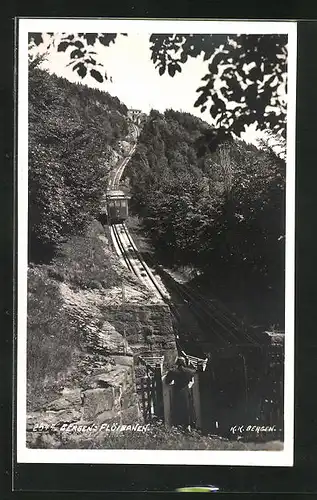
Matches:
[[26, 354, 141, 448], [26, 231, 177, 448], [84, 321, 133, 356]]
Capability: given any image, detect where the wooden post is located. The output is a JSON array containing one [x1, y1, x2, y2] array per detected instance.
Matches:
[[151, 374, 156, 417], [192, 363, 203, 430], [154, 363, 164, 419], [162, 374, 172, 427], [146, 373, 152, 420], [140, 377, 146, 421]]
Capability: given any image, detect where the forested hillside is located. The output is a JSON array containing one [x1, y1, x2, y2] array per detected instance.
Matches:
[[29, 62, 129, 263], [126, 109, 286, 328], [27, 63, 135, 410]]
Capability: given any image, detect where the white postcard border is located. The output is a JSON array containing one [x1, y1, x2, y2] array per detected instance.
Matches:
[[17, 18, 297, 466]]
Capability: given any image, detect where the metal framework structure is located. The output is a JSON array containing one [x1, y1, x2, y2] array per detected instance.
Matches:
[[138, 355, 164, 373]]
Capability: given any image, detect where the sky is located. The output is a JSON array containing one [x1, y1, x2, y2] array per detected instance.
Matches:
[[30, 32, 281, 147]]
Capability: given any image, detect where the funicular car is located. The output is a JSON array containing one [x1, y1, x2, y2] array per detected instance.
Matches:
[[106, 189, 130, 224]]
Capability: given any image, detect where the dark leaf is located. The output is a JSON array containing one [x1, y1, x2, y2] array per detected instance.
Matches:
[[74, 40, 84, 49], [168, 64, 176, 77], [194, 92, 208, 107], [70, 49, 84, 59], [98, 34, 117, 46], [29, 33, 43, 46], [213, 95, 226, 112], [180, 52, 188, 63], [266, 74, 278, 87], [232, 117, 247, 135], [203, 50, 213, 61], [77, 64, 87, 78], [248, 65, 263, 82], [72, 62, 82, 72], [201, 74, 212, 82], [90, 69, 103, 83], [196, 85, 210, 93], [159, 66, 165, 76], [84, 33, 99, 45], [210, 105, 219, 119], [84, 57, 96, 65], [57, 41, 70, 52], [208, 52, 226, 75]]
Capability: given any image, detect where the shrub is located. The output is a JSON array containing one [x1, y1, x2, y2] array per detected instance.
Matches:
[[27, 267, 82, 410]]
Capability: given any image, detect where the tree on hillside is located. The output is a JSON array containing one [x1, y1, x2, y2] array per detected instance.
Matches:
[[29, 32, 287, 137], [28, 63, 129, 262], [142, 172, 220, 266], [127, 110, 285, 302]]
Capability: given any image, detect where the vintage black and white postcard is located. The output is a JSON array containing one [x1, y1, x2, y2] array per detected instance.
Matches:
[[16, 18, 297, 466]]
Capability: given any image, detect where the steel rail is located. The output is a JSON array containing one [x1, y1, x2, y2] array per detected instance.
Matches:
[[114, 223, 163, 299], [111, 224, 135, 275], [136, 251, 262, 347], [122, 224, 170, 300]]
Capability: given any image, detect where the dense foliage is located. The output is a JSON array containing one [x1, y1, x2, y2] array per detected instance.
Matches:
[[149, 34, 287, 137], [27, 265, 82, 409], [126, 109, 285, 325], [28, 62, 129, 261], [29, 32, 287, 137]]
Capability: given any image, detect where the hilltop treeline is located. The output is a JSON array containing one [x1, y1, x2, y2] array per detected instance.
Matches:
[[28, 62, 129, 262], [126, 109, 286, 327]]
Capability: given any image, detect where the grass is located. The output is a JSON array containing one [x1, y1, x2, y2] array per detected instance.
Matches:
[[27, 219, 129, 411], [47, 219, 125, 291], [27, 266, 82, 410], [32, 420, 283, 451]]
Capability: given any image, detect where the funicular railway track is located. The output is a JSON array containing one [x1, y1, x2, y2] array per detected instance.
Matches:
[[111, 222, 170, 301], [167, 277, 265, 347], [111, 221, 249, 354], [107, 123, 174, 304], [106, 120, 267, 353], [110, 221, 192, 354], [108, 123, 139, 189], [131, 248, 267, 349], [110, 142, 137, 188]]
